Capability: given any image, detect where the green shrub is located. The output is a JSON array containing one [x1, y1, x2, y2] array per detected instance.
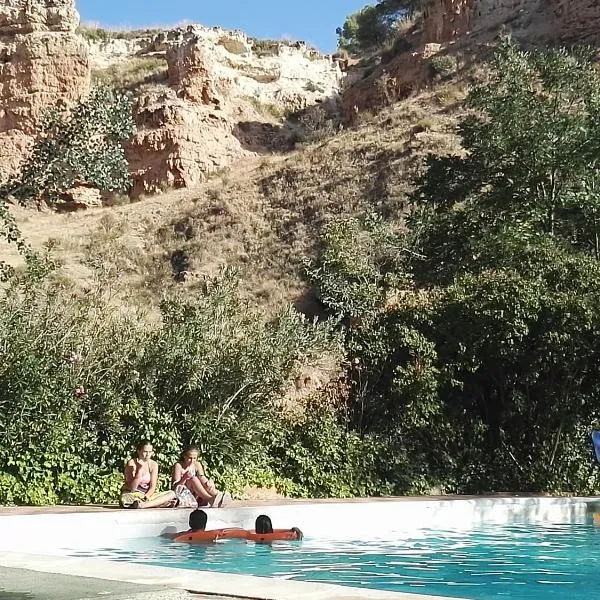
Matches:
[[305, 214, 408, 319], [269, 402, 393, 497], [77, 25, 112, 43], [0, 265, 345, 504], [2, 85, 134, 205], [429, 55, 457, 77]]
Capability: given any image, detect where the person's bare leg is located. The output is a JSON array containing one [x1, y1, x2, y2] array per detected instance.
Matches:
[[205, 479, 218, 495], [137, 491, 177, 509], [186, 476, 216, 503]]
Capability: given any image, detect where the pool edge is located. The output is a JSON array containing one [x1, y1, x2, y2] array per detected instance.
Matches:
[[2, 496, 599, 600], [0, 550, 462, 600]]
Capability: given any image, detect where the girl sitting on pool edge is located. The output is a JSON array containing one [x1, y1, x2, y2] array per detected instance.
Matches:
[[120, 440, 177, 509], [172, 445, 231, 508]]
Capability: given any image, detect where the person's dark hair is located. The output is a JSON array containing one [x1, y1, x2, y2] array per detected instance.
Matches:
[[255, 514, 273, 534], [189, 509, 208, 532], [180, 445, 200, 460], [135, 440, 152, 453]]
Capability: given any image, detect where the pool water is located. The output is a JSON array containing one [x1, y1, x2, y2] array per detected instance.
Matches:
[[73, 520, 600, 599]]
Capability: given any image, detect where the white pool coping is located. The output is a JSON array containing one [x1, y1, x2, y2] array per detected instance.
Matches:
[[1, 496, 599, 600], [0, 551, 460, 600]]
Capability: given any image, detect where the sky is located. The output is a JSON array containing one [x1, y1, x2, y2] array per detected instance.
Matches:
[[76, 0, 367, 53]]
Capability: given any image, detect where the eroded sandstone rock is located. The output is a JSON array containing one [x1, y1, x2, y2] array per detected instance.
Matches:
[[167, 36, 223, 105], [90, 25, 342, 198], [422, 0, 600, 45], [0, 0, 89, 181], [0, 0, 79, 34], [126, 90, 253, 198], [343, 0, 600, 119]]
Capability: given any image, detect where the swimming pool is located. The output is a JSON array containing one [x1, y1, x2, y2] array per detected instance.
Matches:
[[70, 513, 600, 599], [1, 498, 599, 600]]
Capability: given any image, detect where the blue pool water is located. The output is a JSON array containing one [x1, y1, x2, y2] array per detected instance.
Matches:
[[73, 520, 600, 599]]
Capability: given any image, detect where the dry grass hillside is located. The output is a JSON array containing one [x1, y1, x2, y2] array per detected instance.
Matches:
[[2, 77, 467, 311]]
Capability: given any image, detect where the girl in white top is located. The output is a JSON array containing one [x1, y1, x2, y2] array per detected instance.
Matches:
[[171, 445, 229, 507]]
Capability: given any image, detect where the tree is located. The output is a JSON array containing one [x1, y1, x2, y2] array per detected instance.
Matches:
[[397, 41, 600, 491], [337, 0, 420, 52], [2, 85, 134, 205], [307, 41, 600, 494], [411, 39, 600, 284], [0, 85, 134, 281]]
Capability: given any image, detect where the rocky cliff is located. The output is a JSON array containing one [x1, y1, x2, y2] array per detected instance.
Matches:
[[87, 25, 343, 197], [4, 0, 599, 200], [0, 0, 89, 180], [344, 0, 600, 118], [422, 0, 600, 45], [0, 2, 343, 198]]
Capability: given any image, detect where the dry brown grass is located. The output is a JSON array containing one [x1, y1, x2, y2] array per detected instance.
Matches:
[[78, 24, 163, 43], [92, 56, 168, 90], [2, 81, 465, 312]]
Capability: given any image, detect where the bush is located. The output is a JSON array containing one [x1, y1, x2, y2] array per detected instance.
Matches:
[[0, 266, 345, 504], [305, 214, 408, 320], [429, 55, 457, 77], [269, 401, 393, 498], [2, 85, 134, 205]]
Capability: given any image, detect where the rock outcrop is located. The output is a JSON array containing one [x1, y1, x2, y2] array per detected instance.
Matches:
[[94, 25, 344, 198], [422, 0, 600, 45], [423, 0, 600, 43], [0, 0, 89, 180], [0, 0, 79, 34], [343, 0, 600, 119], [167, 37, 222, 105]]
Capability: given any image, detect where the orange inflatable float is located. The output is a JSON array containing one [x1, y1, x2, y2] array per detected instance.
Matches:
[[173, 528, 303, 543]]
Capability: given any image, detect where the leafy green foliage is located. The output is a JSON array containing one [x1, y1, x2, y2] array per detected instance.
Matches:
[[429, 55, 457, 77], [306, 214, 408, 319], [2, 85, 134, 204], [412, 40, 600, 283], [269, 402, 393, 498], [404, 42, 600, 492], [337, 0, 419, 52], [0, 199, 31, 282], [0, 266, 354, 504], [306, 41, 600, 495]]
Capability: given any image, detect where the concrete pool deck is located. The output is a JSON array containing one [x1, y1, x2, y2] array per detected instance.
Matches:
[[1, 496, 598, 600], [0, 566, 204, 600], [0, 553, 459, 600]]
